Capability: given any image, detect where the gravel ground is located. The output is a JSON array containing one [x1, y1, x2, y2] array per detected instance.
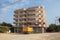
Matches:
[[0, 33, 60, 40]]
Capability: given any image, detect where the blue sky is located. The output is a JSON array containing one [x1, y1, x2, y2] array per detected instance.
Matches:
[[0, 0, 60, 26]]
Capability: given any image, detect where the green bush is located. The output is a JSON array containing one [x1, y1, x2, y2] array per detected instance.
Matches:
[[0, 26, 10, 33], [46, 24, 57, 32]]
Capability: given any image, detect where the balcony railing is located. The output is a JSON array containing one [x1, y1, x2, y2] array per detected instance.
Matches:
[[13, 18, 18, 20]]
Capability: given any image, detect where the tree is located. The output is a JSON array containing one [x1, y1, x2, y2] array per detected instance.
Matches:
[[0, 22, 13, 33], [46, 24, 58, 32], [0, 26, 10, 33], [58, 18, 60, 23], [0, 22, 12, 27]]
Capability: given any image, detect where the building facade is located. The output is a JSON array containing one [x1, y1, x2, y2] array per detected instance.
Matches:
[[14, 6, 46, 33]]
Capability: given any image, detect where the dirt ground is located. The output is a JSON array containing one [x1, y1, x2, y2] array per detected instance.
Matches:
[[0, 33, 60, 40]]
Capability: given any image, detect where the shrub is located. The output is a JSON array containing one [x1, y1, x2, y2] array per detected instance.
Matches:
[[0, 26, 10, 33]]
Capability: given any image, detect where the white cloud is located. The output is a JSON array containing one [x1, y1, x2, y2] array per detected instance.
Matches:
[[1, 7, 10, 19], [21, 0, 28, 2], [21, 0, 30, 5], [1, 0, 30, 8], [1, 0, 30, 14], [1, 4, 17, 18], [8, 0, 30, 4], [8, 0, 29, 3], [1, 5, 11, 13], [0, 0, 30, 21], [1, 3, 6, 7], [8, 0, 19, 3]]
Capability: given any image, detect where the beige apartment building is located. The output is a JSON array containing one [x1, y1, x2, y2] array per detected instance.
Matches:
[[14, 6, 46, 33]]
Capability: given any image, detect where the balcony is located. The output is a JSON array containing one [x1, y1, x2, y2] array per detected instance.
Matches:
[[27, 20, 36, 22], [13, 18, 18, 20], [13, 22, 18, 24], [19, 21, 26, 23], [21, 16, 26, 18], [14, 14, 18, 16], [27, 16, 37, 18], [28, 25, 35, 27]]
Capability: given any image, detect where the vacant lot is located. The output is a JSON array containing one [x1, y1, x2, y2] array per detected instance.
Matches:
[[0, 33, 60, 40]]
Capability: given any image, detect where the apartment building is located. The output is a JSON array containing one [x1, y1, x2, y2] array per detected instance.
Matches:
[[14, 6, 46, 33]]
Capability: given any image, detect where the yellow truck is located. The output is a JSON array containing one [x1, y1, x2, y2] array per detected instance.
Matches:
[[23, 26, 33, 34]]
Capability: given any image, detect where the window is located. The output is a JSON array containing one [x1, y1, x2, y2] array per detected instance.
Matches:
[[24, 23, 27, 25], [36, 18, 39, 20], [27, 10, 35, 12], [23, 19, 26, 21], [39, 14, 41, 15], [24, 11, 27, 13], [24, 15, 26, 17], [14, 11, 18, 13], [41, 15, 43, 17], [40, 6, 43, 8], [27, 14, 35, 16], [19, 19, 23, 21], [14, 15, 18, 17], [19, 23, 22, 25], [27, 22, 31, 25], [32, 14, 35, 16], [15, 20, 18, 22], [43, 22, 45, 24], [35, 22, 38, 25], [20, 11, 23, 13], [20, 15, 23, 17], [41, 11, 43, 13], [27, 22, 35, 25], [30, 23, 35, 25], [35, 14, 39, 16], [28, 18, 35, 20], [39, 22, 41, 24], [39, 18, 41, 19]]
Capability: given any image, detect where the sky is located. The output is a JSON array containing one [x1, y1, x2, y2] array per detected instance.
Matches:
[[0, 0, 60, 26]]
